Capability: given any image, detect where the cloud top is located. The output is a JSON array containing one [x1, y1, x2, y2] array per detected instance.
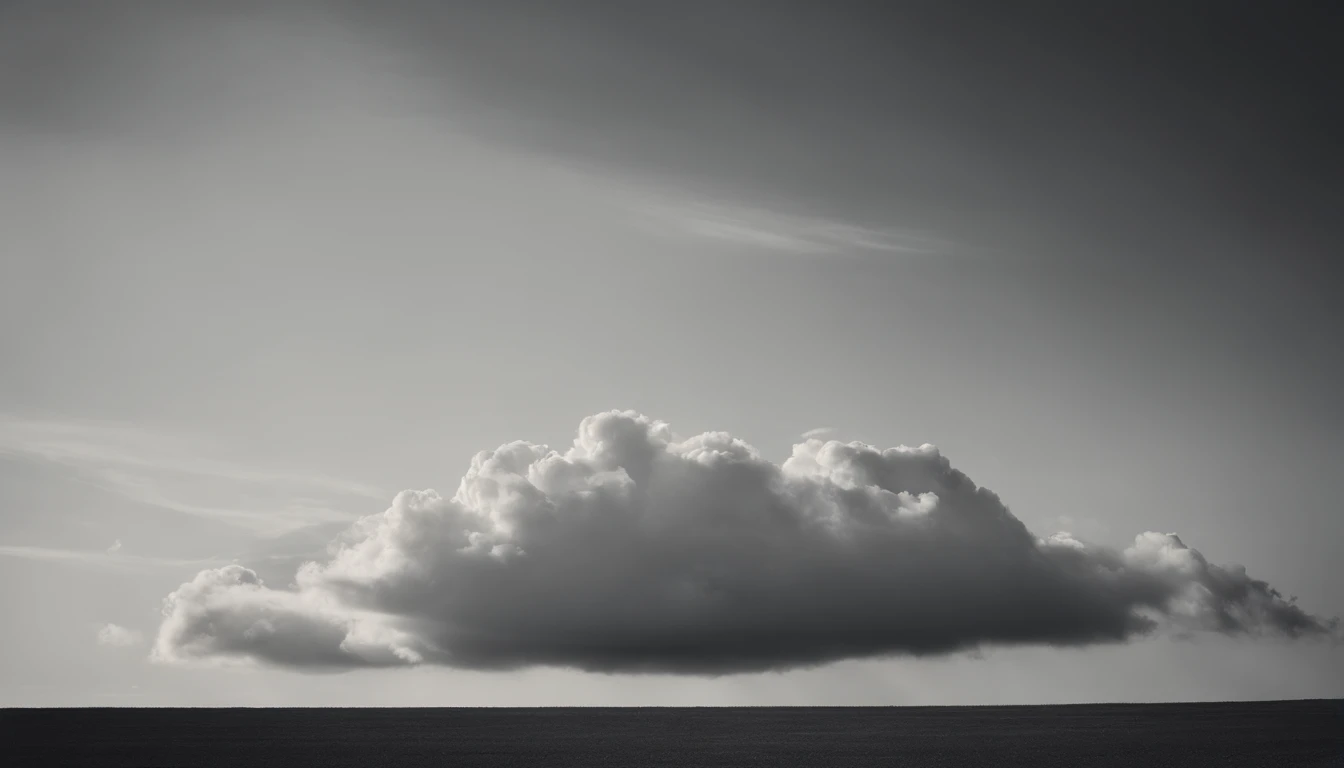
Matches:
[[153, 411, 1337, 674]]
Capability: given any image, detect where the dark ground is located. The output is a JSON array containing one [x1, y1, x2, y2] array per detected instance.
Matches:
[[3, 700, 1341, 767]]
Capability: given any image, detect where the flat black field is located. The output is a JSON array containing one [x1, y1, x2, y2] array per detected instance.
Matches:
[[3, 700, 1342, 767]]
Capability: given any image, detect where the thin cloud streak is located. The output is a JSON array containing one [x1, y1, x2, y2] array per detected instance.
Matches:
[[0, 416, 386, 499], [0, 415, 385, 535], [633, 199, 947, 256], [0, 544, 225, 572], [93, 470, 357, 535]]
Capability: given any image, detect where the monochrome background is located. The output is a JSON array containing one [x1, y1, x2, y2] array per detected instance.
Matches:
[[2, 1, 1340, 705]]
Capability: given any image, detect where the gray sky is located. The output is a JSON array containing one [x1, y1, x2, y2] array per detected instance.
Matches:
[[1, 1, 1341, 705]]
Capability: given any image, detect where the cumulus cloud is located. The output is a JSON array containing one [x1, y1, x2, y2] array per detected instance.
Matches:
[[152, 411, 1338, 674], [97, 623, 144, 648]]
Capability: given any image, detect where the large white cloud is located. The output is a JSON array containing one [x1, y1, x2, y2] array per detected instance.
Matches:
[[153, 411, 1337, 673]]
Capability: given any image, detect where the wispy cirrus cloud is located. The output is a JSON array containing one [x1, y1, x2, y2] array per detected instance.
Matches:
[[0, 415, 385, 536], [0, 544, 225, 572], [92, 469, 360, 533], [0, 416, 384, 498], [634, 199, 946, 256]]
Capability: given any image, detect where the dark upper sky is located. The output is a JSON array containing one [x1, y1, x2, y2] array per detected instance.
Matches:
[[344, 1, 1343, 260], [8, 1, 1341, 266], [340, 0, 1344, 431]]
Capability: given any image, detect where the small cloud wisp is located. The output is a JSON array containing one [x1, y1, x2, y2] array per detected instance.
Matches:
[[636, 200, 945, 256], [97, 623, 144, 648], [0, 415, 384, 535]]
